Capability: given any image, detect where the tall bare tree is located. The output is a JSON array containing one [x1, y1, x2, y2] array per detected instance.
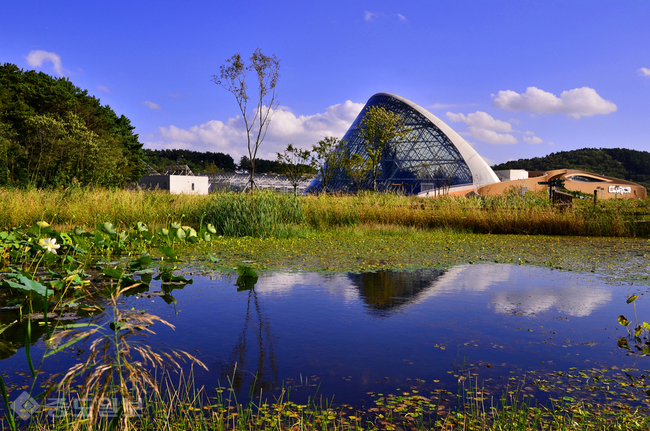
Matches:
[[213, 48, 280, 190], [357, 106, 410, 192]]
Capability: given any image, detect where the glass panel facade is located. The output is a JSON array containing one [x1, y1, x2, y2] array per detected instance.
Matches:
[[307, 94, 473, 195]]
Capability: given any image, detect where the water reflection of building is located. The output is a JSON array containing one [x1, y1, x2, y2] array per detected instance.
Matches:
[[345, 264, 612, 318], [347, 269, 446, 316]]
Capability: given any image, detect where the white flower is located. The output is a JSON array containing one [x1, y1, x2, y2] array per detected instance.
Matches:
[[39, 238, 61, 254]]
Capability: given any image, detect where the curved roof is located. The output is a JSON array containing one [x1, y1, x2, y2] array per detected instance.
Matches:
[[379, 93, 499, 187], [307, 93, 499, 195]]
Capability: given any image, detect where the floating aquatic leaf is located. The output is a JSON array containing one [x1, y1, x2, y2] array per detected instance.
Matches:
[[627, 295, 638, 304], [617, 337, 631, 350], [154, 267, 193, 284], [236, 265, 258, 278], [236, 275, 258, 291], [130, 252, 153, 270], [102, 268, 125, 280], [2, 275, 54, 299], [618, 315, 630, 327], [159, 246, 179, 261]]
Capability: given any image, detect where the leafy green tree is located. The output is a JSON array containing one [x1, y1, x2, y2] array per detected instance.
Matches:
[[342, 152, 369, 194], [212, 48, 280, 191], [276, 144, 313, 196], [311, 136, 346, 194], [0, 63, 146, 187], [357, 106, 410, 191]]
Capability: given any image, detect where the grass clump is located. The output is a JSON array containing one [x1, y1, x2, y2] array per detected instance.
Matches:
[[195, 191, 304, 238]]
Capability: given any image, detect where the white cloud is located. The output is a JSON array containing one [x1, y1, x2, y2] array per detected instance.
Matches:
[[145, 100, 364, 160], [168, 92, 184, 98], [638, 67, 650, 77], [96, 85, 111, 93], [467, 126, 517, 145], [364, 10, 378, 21], [397, 13, 407, 21], [446, 111, 513, 132], [523, 135, 543, 144], [25, 50, 65, 76], [446, 111, 517, 145], [143, 101, 161, 110], [493, 86, 617, 118]]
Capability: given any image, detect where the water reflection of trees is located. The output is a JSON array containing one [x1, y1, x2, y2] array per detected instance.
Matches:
[[347, 268, 445, 316], [222, 288, 278, 393]]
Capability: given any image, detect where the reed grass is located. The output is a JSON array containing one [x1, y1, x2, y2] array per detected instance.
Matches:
[[0, 187, 649, 237], [21, 369, 650, 430], [195, 191, 304, 238]]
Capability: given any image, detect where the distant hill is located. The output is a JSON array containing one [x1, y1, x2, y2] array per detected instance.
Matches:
[[492, 148, 650, 190]]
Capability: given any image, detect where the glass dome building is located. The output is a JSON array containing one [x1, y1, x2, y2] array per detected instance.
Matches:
[[307, 93, 499, 195]]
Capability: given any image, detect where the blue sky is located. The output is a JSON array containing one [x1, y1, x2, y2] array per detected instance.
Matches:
[[2, 0, 649, 165]]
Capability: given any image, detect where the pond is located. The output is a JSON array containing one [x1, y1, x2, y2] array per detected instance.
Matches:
[[2, 264, 650, 410]]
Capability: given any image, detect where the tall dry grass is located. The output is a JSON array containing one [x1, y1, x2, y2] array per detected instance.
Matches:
[[0, 187, 205, 229], [1, 187, 648, 237], [302, 191, 650, 237]]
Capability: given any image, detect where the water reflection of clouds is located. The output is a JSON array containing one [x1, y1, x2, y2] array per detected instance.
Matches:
[[250, 265, 613, 318], [427, 264, 511, 294], [490, 285, 612, 317], [255, 273, 360, 303], [426, 265, 611, 317]]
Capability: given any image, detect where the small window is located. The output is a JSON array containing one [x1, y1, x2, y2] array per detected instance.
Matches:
[[192, 183, 195, 191]]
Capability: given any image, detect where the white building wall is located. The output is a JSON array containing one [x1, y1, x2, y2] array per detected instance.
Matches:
[[169, 175, 209, 194], [138, 175, 209, 194], [493, 170, 529, 181]]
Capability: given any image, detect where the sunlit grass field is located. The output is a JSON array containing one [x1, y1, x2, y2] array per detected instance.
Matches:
[[2, 187, 650, 238]]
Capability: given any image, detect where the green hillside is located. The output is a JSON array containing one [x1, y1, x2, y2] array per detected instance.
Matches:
[[0, 63, 146, 188], [492, 148, 650, 190]]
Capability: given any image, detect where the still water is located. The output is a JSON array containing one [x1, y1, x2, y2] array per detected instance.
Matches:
[[2, 264, 649, 407]]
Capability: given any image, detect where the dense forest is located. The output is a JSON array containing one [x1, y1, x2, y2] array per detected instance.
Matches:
[[492, 148, 650, 189], [0, 63, 146, 187], [142, 149, 237, 174], [142, 150, 315, 176]]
